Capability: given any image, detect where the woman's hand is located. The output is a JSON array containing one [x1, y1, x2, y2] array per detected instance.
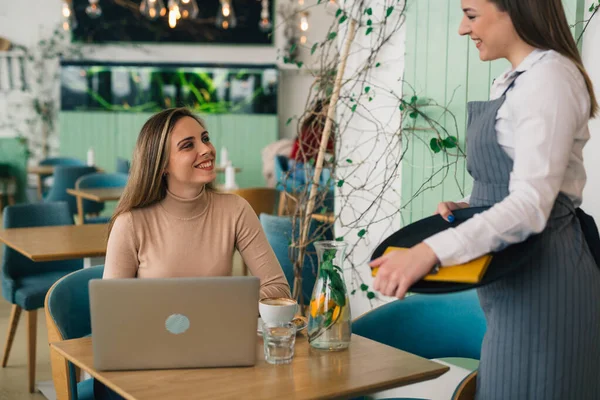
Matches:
[[370, 243, 439, 299], [435, 201, 469, 222]]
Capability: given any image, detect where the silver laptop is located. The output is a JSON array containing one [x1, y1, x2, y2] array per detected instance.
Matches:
[[89, 276, 259, 371]]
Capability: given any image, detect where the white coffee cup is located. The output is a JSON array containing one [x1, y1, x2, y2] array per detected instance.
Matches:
[[259, 298, 298, 324]]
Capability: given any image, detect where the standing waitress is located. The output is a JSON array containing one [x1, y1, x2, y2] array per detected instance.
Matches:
[[370, 0, 600, 398]]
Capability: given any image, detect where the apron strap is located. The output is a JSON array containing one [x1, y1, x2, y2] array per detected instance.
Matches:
[[501, 71, 525, 97]]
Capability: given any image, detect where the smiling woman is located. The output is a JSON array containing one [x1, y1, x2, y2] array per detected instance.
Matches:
[[98, 107, 291, 398]]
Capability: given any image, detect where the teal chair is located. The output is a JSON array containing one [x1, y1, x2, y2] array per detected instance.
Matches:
[[352, 290, 486, 400], [44, 166, 97, 216], [76, 172, 128, 224], [45, 266, 104, 400], [116, 158, 130, 174], [259, 213, 333, 305], [1, 201, 83, 392], [38, 157, 85, 197]]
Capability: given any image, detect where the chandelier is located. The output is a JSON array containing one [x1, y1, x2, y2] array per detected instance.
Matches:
[[60, 0, 274, 31]]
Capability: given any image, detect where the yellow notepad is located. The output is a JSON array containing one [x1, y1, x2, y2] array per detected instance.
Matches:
[[371, 247, 492, 284]]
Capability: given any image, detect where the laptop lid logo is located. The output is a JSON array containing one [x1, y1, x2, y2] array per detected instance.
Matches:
[[165, 314, 190, 335]]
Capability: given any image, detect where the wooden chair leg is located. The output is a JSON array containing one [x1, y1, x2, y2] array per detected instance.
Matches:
[[277, 191, 286, 216], [27, 310, 37, 393], [2, 304, 22, 367]]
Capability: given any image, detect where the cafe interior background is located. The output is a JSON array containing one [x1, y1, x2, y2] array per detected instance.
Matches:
[[0, 0, 599, 398]]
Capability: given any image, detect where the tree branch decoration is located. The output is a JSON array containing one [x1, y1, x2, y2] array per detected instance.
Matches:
[[278, 0, 466, 311]]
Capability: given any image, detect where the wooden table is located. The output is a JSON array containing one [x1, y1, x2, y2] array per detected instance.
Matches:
[[67, 188, 124, 225], [51, 335, 448, 400], [0, 224, 108, 267]]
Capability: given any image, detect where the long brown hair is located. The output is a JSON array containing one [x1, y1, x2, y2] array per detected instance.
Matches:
[[489, 0, 598, 118], [109, 107, 210, 235]]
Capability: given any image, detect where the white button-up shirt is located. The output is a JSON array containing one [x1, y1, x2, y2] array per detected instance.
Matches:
[[424, 49, 592, 266]]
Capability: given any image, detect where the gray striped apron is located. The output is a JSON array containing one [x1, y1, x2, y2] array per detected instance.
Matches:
[[467, 76, 600, 399]]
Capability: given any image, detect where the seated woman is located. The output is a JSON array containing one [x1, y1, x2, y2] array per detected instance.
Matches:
[[96, 107, 291, 399], [288, 99, 334, 186]]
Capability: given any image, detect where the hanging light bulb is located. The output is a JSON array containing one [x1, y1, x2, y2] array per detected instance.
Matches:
[[258, 0, 272, 32], [85, 0, 102, 18], [168, 0, 181, 28], [216, 0, 237, 29], [178, 0, 199, 19], [299, 12, 309, 32], [61, 0, 77, 31], [140, 0, 166, 20], [300, 35, 307, 44], [298, 0, 304, 5]]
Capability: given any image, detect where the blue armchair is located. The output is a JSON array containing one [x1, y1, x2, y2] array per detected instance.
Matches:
[[38, 157, 85, 197], [44, 166, 97, 216], [45, 266, 103, 400], [116, 158, 130, 174], [1, 202, 83, 392], [76, 173, 128, 224], [352, 290, 486, 400], [259, 213, 333, 305]]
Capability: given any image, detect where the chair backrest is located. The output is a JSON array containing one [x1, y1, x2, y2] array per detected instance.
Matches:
[[259, 213, 333, 305], [1, 202, 82, 304], [274, 155, 290, 192], [45, 266, 104, 400], [76, 172, 128, 215], [39, 157, 85, 178], [230, 188, 277, 216], [44, 166, 97, 215], [353, 290, 486, 360], [116, 158, 130, 174]]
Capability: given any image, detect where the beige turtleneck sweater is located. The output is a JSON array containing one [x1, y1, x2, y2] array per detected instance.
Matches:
[[103, 187, 291, 300]]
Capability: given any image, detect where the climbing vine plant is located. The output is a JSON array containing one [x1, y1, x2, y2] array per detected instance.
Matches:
[[277, 0, 465, 309]]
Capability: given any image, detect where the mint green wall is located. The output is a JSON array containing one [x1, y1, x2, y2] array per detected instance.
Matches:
[[0, 138, 28, 202], [401, 0, 585, 224], [59, 112, 278, 188]]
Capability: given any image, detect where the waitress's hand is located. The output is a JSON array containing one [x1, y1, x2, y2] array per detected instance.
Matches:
[[435, 201, 470, 222], [370, 243, 439, 299]]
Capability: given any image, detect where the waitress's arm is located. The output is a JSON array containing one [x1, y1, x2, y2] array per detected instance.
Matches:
[[424, 62, 590, 266]]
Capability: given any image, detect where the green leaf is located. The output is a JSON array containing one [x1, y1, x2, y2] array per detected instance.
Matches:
[[311, 43, 318, 55], [308, 158, 315, 166], [331, 286, 346, 307], [319, 207, 327, 214], [430, 138, 442, 153], [351, 289, 356, 295], [346, 159, 353, 163], [375, 62, 381, 67], [330, 270, 345, 292], [442, 136, 458, 149], [364, 86, 370, 93], [366, 27, 373, 35], [367, 291, 376, 299], [286, 117, 293, 125], [410, 95, 418, 104], [365, 7, 372, 15], [367, 19, 372, 26], [328, 31, 338, 40], [283, 56, 290, 64], [335, 9, 342, 17], [360, 283, 369, 291], [337, 179, 345, 187], [386, 6, 394, 17], [357, 229, 366, 237], [409, 111, 418, 119], [339, 15, 348, 24], [399, 104, 405, 111], [590, 4, 596, 11], [335, 236, 344, 241], [368, 97, 373, 102], [351, 104, 357, 112], [290, 44, 297, 54], [296, 61, 304, 68]]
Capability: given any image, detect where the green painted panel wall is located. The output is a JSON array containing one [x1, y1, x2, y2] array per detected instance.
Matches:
[[401, 0, 584, 224], [59, 112, 278, 188], [0, 138, 28, 203]]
